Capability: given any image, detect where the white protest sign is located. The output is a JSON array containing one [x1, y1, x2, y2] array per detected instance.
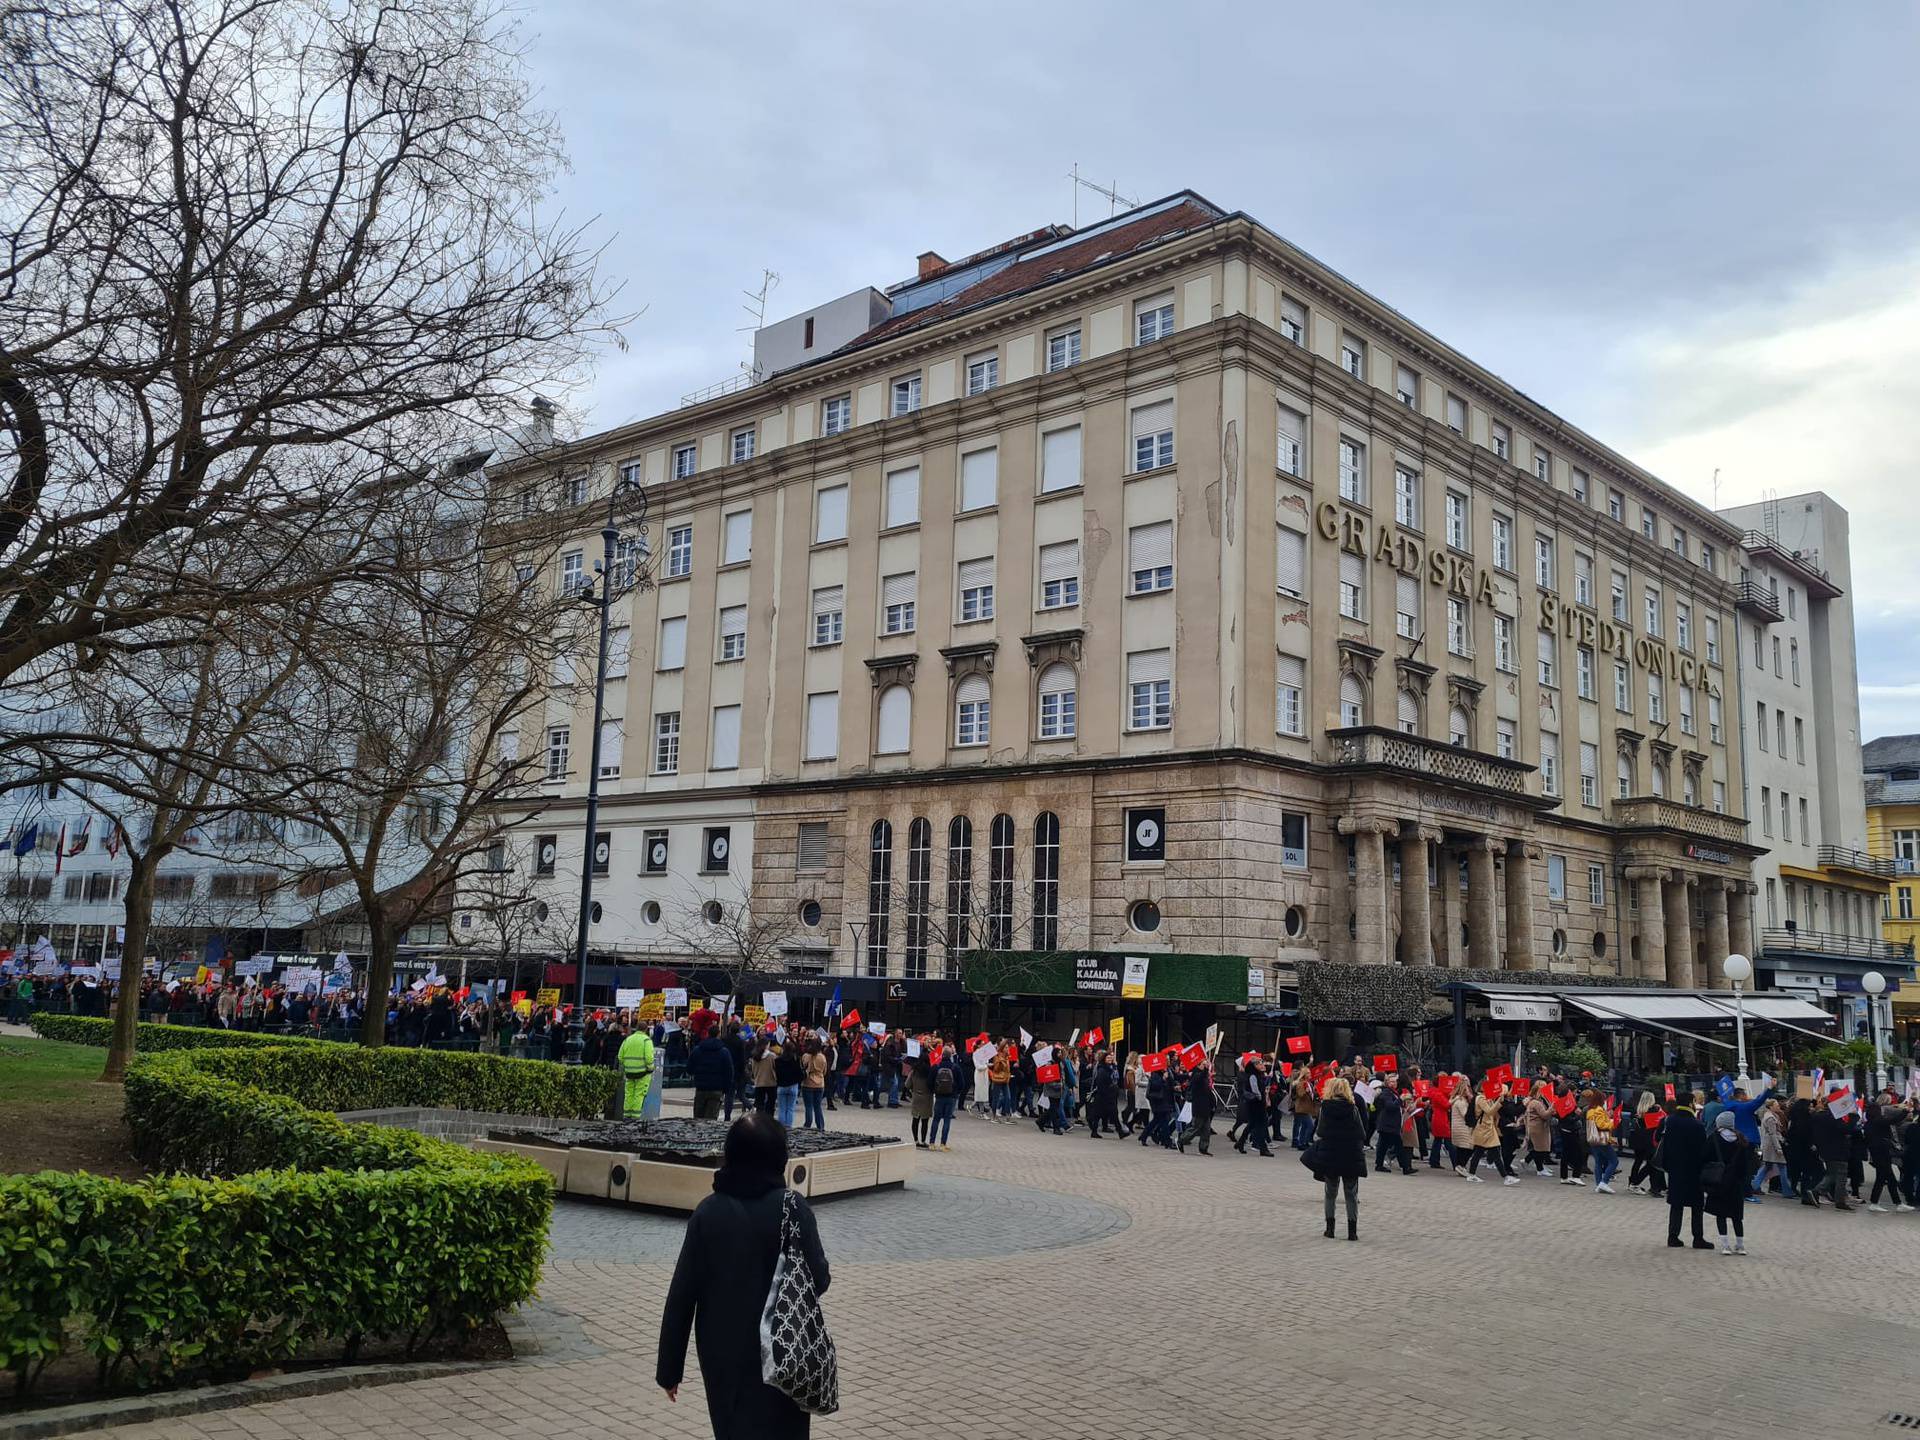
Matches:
[[615, 987, 645, 1008], [764, 990, 789, 1017], [866, 1020, 888, 1036], [1177, 1101, 1193, 1125], [664, 987, 689, 1009], [905, 1038, 922, 1058], [1031, 1045, 1055, 1067], [1068, 1028, 1080, 1047], [1019, 1026, 1033, 1047], [973, 1045, 994, 1070]]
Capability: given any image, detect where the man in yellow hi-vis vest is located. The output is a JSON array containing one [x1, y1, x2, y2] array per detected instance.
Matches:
[[618, 1026, 656, 1118]]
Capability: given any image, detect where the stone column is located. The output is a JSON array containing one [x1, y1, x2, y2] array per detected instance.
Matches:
[[1465, 836, 1500, 970], [1663, 872, 1695, 989], [1625, 866, 1668, 981], [1504, 839, 1539, 971], [1328, 819, 1353, 966], [1703, 879, 1731, 977], [1728, 880, 1755, 960], [1437, 845, 1466, 968], [1399, 824, 1439, 968], [1339, 817, 1395, 966]]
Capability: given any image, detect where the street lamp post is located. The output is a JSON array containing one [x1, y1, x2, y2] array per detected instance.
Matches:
[[1722, 952, 1752, 1091], [567, 480, 645, 1062], [1862, 971, 1888, 1095]]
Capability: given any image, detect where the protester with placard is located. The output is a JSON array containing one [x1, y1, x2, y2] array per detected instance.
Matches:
[[1585, 1090, 1620, 1193], [1371, 1079, 1412, 1175], [928, 1043, 960, 1151], [1176, 1052, 1217, 1156], [1234, 1055, 1275, 1156], [906, 1047, 935, 1148]]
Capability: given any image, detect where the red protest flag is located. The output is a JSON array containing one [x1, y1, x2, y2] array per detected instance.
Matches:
[[1279, 1061, 1294, 1077], [1084, 1026, 1104, 1047], [1663, 1082, 1676, 1101], [1178, 1041, 1207, 1071], [1553, 1091, 1577, 1118], [1485, 1062, 1514, 1086], [1412, 1079, 1433, 1099], [1034, 1061, 1062, 1085], [839, 1008, 862, 1030], [1645, 1107, 1666, 1128], [1481, 1079, 1504, 1099], [509, 991, 527, 1004], [1373, 1053, 1398, 1074], [1140, 1050, 1169, 1073], [1284, 1034, 1313, 1055]]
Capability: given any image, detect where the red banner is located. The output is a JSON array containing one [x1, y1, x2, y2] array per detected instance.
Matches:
[[1373, 1053, 1398, 1073], [1140, 1051, 1169, 1073], [1284, 1035, 1313, 1055], [1178, 1041, 1208, 1071], [1035, 1062, 1061, 1085]]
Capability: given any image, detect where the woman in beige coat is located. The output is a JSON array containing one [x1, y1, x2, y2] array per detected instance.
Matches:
[[1449, 1081, 1474, 1175], [1523, 1084, 1556, 1176], [1465, 1084, 1519, 1183]]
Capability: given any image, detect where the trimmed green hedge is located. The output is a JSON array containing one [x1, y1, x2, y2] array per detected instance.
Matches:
[[0, 1041, 614, 1397], [29, 1013, 331, 1051]]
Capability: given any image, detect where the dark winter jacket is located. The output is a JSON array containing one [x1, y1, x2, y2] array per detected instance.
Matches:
[[687, 1036, 735, 1094], [1658, 1109, 1711, 1205], [656, 1173, 831, 1440], [1812, 1107, 1851, 1164], [1312, 1097, 1368, 1180]]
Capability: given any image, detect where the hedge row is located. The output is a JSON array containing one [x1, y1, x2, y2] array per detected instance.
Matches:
[[29, 1013, 331, 1051], [1, 1042, 615, 1397]]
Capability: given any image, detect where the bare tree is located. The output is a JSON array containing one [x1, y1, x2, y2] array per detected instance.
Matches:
[[664, 879, 812, 1008], [0, 0, 613, 706]]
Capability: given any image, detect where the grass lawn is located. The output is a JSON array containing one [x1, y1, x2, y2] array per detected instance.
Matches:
[[0, 1034, 145, 1178]]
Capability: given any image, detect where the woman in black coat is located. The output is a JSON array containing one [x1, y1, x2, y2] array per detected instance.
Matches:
[[1312, 1078, 1368, 1241], [657, 1113, 832, 1439]]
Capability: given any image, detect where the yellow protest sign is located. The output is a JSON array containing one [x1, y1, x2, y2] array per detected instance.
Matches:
[[637, 992, 666, 1022], [535, 987, 560, 1006], [742, 1004, 768, 1026], [194, 966, 210, 985], [1109, 1017, 1125, 1045], [514, 998, 533, 1017]]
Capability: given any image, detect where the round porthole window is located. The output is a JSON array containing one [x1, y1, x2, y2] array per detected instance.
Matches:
[[1284, 905, 1306, 938], [800, 900, 823, 928], [1129, 899, 1161, 933], [533, 901, 550, 923], [703, 900, 724, 925], [1551, 928, 1567, 956], [641, 900, 662, 925], [590, 901, 604, 925], [1593, 931, 1608, 958]]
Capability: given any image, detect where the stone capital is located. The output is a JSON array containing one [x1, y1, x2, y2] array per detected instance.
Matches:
[[1622, 864, 1671, 884], [1456, 835, 1502, 857], [1337, 814, 1397, 839], [1400, 821, 1444, 844], [1504, 839, 1542, 862]]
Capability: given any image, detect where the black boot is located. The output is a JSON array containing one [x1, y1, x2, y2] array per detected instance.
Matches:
[[1323, 1217, 1335, 1239], [1346, 1217, 1357, 1242]]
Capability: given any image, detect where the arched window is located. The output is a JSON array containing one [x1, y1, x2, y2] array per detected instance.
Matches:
[[1396, 688, 1419, 735], [1339, 673, 1365, 728], [1032, 811, 1061, 951], [1448, 705, 1470, 748], [987, 813, 1014, 949], [1682, 770, 1698, 807], [1651, 763, 1667, 798], [955, 673, 991, 747], [904, 818, 931, 979], [876, 684, 912, 754], [1037, 663, 1077, 739], [865, 820, 892, 977], [945, 816, 974, 965]]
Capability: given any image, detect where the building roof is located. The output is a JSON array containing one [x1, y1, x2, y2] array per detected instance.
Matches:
[[1863, 734, 1920, 775], [1866, 775, 1920, 808], [847, 195, 1227, 349]]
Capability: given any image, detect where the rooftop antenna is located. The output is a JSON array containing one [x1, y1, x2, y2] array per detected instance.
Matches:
[[1712, 467, 1720, 510], [1067, 163, 1139, 228], [738, 269, 779, 379]]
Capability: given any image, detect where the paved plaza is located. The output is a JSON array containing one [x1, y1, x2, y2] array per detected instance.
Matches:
[[99, 1101, 1920, 1440]]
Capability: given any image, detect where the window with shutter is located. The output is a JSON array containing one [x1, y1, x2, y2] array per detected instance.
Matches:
[[882, 572, 917, 633], [1338, 673, 1364, 728], [804, 692, 838, 760], [815, 485, 848, 543], [598, 719, 623, 778], [723, 509, 752, 564], [1129, 521, 1174, 593], [1396, 688, 1419, 735], [1579, 741, 1598, 806], [1037, 663, 1076, 739], [876, 685, 911, 754], [718, 605, 747, 660], [606, 627, 630, 680], [658, 616, 686, 670], [1276, 407, 1305, 476], [1279, 297, 1307, 345], [811, 585, 844, 646], [885, 467, 920, 528], [1127, 649, 1172, 730], [955, 673, 991, 746], [1130, 400, 1174, 472], [796, 822, 829, 873], [1276, 653, 1305, 736], [1039, 540, 1080, 607], [1338, 551, 1364, 619], [1276, 527, 1306, 598], [1446, 393, 1467, 433], [711, 705, 741, 770], [1540, 732, 1560, 795], [960, 449, 997, 511], [1041, 426, 1082, 493], [1395, 573, 1419, 639], [957, 557, 995, 621], [1449, 706, 1470, 747]]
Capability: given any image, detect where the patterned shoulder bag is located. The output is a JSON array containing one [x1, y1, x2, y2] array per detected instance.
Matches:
[[758, 1188, 839, 1415]]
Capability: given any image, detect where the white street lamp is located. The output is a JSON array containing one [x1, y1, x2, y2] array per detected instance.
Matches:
[[1722, 953, 1753, 1092], [1862, 971, 1888, 1096]]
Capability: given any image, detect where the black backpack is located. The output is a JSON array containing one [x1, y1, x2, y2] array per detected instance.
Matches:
[[935, 1062, 955, 1096]]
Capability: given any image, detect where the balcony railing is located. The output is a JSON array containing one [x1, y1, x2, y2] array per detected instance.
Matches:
[[1610, 797, 1751, 847], [1816, 844, 1901, 879], [1758, 927, 1914, 964], [1732, 578, 1783, 622], [1328, 726, 1530, 795]]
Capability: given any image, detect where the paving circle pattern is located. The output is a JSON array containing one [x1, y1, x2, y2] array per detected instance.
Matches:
[[547, 1171, 1131, 1264]]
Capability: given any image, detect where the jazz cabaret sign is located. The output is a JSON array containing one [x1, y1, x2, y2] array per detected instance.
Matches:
[[1315, 501, 1718, 692]]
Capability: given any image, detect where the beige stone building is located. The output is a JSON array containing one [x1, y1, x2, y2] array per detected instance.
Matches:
[[483, 190, 1760, 1009]]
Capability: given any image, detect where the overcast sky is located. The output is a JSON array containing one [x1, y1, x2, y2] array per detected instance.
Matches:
[[522, 1, 1920, 743]]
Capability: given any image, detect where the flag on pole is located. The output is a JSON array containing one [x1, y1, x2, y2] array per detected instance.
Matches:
[[1284, 1034, 1312, 1055], [104, 821, 122, 859], [838, 1007, 862, 1031], [1178, 1041, 1208, 1071], [53, 823, 66, 876], [1084, 1026, 1104, 1048], [826, 981, 843, 1018], [10, 821, 38, 858]]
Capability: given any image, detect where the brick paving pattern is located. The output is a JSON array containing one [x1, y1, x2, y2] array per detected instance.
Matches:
[[96, 1104, 1920, 1439]]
